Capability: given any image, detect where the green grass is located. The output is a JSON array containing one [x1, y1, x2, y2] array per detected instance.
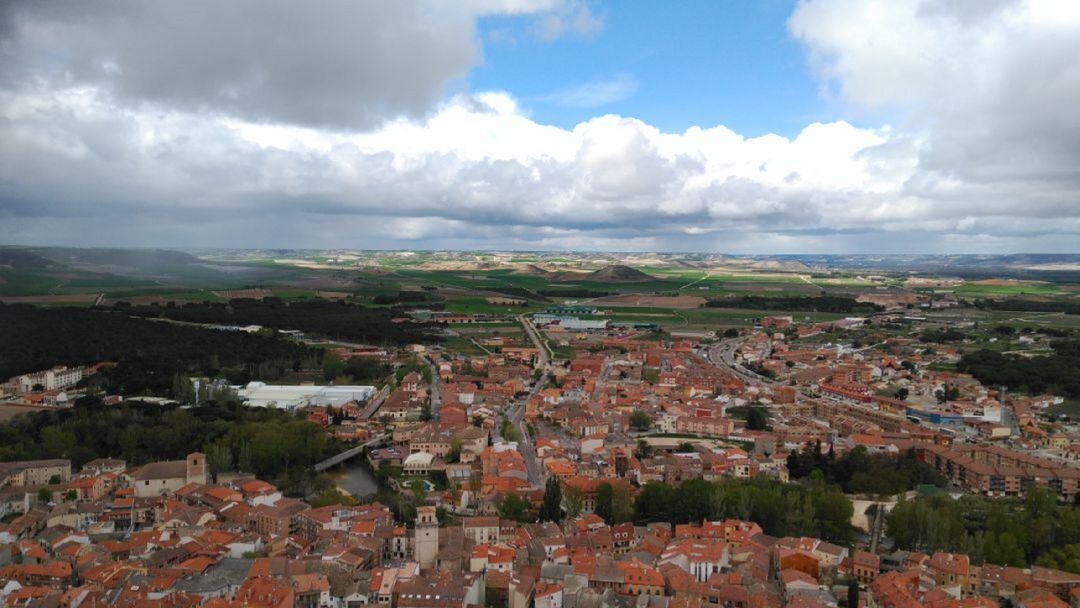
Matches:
[[440, 336, 486, 356], [954, 282, 1061, 295], [1046, 400, 1080, 418]]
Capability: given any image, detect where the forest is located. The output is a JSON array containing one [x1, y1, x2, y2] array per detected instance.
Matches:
[[886, 485, 1080, 573], [0, 395, 340, 496], [705, 295, 881, 314], [633, 475, 855, 542], [957, 339, 1080, 398], [0, 304, 316, 394], [120, 297, 434, 344]]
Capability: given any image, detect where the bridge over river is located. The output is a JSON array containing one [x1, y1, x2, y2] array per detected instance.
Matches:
[[314, 434, 389, 472]]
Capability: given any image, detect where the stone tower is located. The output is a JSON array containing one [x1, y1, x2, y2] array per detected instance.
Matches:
[[186, 452, 207, 484], [414, 505, 438, 570]]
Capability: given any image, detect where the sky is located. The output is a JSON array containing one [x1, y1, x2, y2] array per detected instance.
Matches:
[[0, 0, 1078, 254]]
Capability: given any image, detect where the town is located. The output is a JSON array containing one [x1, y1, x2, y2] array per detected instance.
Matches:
[[2, 288, 1078, 608]]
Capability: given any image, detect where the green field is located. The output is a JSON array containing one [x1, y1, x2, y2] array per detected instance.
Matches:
[[954, 282, 1062, 295]]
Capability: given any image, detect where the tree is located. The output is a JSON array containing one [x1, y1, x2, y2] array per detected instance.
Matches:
[[935, 384, 960, 404], [610, 482, 634, 524], [746, 407, 768, 431], [467, 472, 483, 505], [676, 442, 696, 453], [309, 487, 358, 508], [446, 438, 463, 463], [894, 387, 909, 400], [41, 426, 75, 458], [500, 416, 521, 442], [596, 482, 614, 523], [498, 492, 531, 522], [540, 477, 564, 523], [64, 489, 78, 502], [37, 488, 52, 503], [563, 484, 585, 518], [629, 410, 652, 431], [237, 440, 254, 474], [206, 442, 233, 482], [634, 439, 652, 460], [847, 579, 859, 608], [723, 328, 739, 338], [322, 350, 346, 382]]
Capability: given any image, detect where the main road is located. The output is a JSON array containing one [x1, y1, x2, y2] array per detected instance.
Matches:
[[706, 338, 775, 384], [498, 313, 552, 486]]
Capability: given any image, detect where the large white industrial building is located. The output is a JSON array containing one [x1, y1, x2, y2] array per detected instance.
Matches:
[[234, 381, 376, 410]]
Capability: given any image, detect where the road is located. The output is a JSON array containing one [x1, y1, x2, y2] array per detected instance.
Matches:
[[706, 338, 775, 385], [495, 313, 550, 486], [504, 372, 546, 485], [518, 314, 551, 367]]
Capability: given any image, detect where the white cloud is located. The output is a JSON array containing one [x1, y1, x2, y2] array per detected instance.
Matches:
[[532, 1, 604, 41], [788, 0, 1080, 225], [0, 0, 1077, 252], [539, 73, 639, 108]]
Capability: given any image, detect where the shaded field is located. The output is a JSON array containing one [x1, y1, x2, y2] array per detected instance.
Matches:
[[0, 293, 100, 304], [213, 288, 274, 299], [588, 294, 707, 308]]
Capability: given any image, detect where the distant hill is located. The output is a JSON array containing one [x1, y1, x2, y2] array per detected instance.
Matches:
[[30, 247, 201, 270], [512, 263, 555, 276], [584, 265, 653, 282], [0, 248, 65, 271]]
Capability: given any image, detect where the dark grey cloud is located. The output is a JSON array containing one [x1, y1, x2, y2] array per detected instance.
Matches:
[[0, 0, 488, 129]]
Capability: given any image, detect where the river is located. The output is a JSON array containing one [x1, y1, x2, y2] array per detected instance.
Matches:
[[331, 461, 379, 499]]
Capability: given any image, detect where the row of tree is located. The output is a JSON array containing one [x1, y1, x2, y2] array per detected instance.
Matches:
[[705, 295, 881, 314], [886, 484, 1080, 573], [786, 444, 946, 497], [634, 475, 855, 541]]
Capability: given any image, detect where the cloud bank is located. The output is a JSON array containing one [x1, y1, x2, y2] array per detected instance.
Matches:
[[0, 0, 1078, 252]]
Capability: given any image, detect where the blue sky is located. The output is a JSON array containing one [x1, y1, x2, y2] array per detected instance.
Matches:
[[473, 1, 833, 137]]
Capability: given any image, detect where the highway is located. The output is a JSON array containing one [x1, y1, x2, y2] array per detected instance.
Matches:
[[706, 338, 775, 385]]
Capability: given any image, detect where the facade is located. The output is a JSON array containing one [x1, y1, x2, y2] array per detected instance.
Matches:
[[16, 366, 85, 392], [415, 506, 439, 571], [917, 444, 1080, 502], [0, 459, 72, 487]]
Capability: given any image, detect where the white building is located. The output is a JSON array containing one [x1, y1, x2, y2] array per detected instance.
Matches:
[[559, 318, 610, 331], [233, 381, 376, 409], [16, 366, 85, 392]]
